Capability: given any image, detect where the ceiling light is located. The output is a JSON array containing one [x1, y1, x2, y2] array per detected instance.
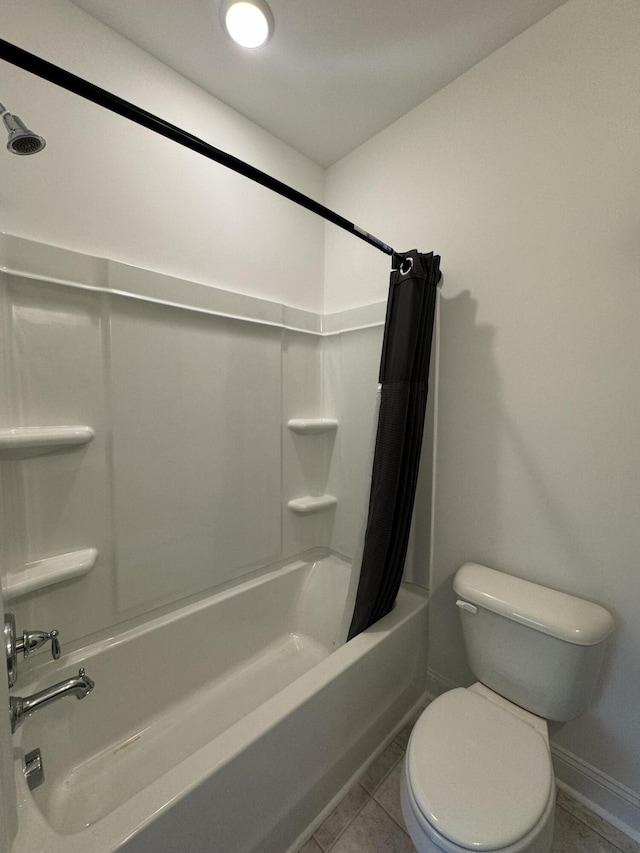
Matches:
[[220, 0, 274, 49]]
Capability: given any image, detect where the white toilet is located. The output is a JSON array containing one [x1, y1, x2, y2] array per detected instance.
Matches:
[[402, 562, 615, 853]]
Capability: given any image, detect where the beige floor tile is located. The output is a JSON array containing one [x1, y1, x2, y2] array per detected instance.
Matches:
[[298, 837, 323, 853], [556, 792, 640, 853], [373, 761, 406, 830], [330, 799, 415, 853], [314, 784, 370, 852], [360, 741, 405, 794]]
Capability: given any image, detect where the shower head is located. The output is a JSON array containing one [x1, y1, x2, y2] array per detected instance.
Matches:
[[0, 102, 46, 155]]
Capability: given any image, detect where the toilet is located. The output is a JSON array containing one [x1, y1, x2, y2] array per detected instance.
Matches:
[[402, 562, 615, 853]]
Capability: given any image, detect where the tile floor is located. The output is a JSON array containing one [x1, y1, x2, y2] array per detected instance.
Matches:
[[296, 707, 640, 853]]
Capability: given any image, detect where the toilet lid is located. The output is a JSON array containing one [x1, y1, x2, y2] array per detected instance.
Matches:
[[407, 689, 553, 851]]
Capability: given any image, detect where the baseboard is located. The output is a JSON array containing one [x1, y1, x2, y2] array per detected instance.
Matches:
[[552, 743, 640, 843]]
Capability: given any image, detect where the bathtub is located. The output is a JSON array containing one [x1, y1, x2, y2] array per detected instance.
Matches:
[[11, 552, 428, 853]]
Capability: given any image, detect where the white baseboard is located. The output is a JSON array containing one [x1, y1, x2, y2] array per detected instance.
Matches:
[[552, 743, 640, 844], [426, 668, 640, 844]]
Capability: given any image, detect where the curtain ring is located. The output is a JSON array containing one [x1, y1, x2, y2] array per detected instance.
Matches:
[[400, 256, 414, 275]]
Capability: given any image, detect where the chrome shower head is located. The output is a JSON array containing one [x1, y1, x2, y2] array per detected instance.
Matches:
[[0, 103, 46, 155]]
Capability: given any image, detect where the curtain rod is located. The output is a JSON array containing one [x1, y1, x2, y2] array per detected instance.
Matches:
[[0, 37, 394, 256]]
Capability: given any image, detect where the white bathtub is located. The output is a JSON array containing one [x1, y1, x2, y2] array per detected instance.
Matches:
[[12, 553, 428, 853]]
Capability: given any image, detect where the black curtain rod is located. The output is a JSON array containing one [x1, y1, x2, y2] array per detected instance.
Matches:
[[0, 37, 394, 256]]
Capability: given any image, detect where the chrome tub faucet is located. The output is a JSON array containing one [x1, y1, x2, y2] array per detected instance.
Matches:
[[4, 613, 96, 733], [9, 668, 95, 732]]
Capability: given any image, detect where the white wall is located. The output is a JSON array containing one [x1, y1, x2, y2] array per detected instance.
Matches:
[[325, 0, 640, 835], [0, 0, 324, 311]]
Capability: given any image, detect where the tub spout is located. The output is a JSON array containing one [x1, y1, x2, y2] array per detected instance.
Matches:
[[9, 668, 95, 733]]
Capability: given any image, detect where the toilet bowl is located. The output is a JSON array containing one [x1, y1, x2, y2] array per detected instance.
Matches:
[[401, 684, 555, 853], [401, 562, 614, 853]]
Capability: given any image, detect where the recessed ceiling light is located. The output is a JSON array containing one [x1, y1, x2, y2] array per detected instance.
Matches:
[[220, 0, 274, 50]]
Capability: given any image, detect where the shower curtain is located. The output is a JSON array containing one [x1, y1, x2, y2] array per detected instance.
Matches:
[[346, 249, 440, 640]]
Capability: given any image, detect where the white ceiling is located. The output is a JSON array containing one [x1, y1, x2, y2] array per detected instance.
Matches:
[[70, 0, 567, 167]]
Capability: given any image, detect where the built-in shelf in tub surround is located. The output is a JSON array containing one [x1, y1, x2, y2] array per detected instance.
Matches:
[[288, 494, 338, 514], [0, 425, 94, 458], [3, 548, 98, 600], [287, 418, 338, 434]]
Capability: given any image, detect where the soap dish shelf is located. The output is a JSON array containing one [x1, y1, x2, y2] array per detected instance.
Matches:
[[287, 419, 338, 435], [3, 548, 99, 600], [288, 495, 337, 514], [0, 426, 94, 459]]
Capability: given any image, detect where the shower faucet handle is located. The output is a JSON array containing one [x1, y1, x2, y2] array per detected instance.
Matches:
[[18, 627, 61, 660], [4, 613, 61, 689]]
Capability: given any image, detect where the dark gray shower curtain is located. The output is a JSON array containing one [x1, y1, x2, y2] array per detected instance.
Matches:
[[347, 249, 440, 640]]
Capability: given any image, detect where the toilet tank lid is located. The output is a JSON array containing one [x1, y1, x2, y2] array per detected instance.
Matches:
[[454, 563, 614, 646]]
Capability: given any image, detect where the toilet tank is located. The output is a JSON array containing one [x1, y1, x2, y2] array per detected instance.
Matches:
[[453, 563, 615, 721]]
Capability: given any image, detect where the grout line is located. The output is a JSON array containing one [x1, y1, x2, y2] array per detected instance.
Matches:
[[373, 794, 411, 837], [317, 783, 371, 852], [371, 747, 411, 837], [317, 741, 407, 851], [365, 750, 404, 796]]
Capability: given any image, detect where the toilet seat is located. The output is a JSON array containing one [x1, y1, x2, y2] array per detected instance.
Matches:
[[405, 688, 554, 851]]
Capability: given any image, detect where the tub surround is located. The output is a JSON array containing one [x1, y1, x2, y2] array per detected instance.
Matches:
[[0, 232, 386, 650]]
